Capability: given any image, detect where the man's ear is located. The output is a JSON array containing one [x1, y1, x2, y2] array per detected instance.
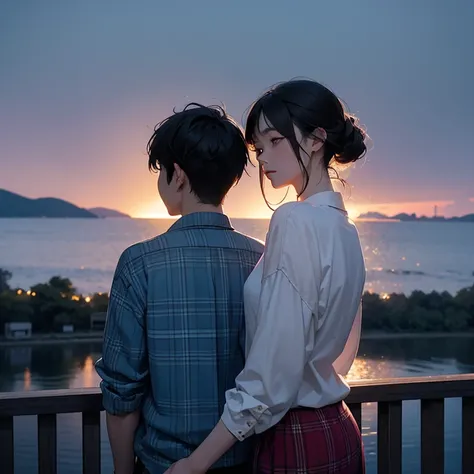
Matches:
[[173, 163, 186, 190]]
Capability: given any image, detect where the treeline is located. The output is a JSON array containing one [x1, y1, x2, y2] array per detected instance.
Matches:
[[0, 269, 107, 333], [362, 287, 474, 332], [1, 268, 474, 333]]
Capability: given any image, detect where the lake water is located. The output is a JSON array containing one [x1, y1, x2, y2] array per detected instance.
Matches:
[[1, 337, 473, 474], [1, 218, 474, 296]]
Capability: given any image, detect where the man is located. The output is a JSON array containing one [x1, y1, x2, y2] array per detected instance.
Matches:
[[95, 103, 264, 474]]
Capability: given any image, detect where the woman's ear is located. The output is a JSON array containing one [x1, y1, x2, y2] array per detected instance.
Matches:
[[311, 127, 327, 153]]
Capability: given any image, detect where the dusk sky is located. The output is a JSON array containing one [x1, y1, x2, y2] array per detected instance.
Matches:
[[1, 0, 473, 218]]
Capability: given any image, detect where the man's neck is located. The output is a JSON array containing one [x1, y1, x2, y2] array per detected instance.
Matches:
[[180, 202, 224, 216]]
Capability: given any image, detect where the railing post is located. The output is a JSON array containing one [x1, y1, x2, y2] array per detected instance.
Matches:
[[83, 411, 101, 474], [0, 416, 14, 474], [421, 398, 445, 474], [462, 396, 474, 474], [348, 402, 362, 430], [377, 401, 402, 474], [38, 413, 57, 474]]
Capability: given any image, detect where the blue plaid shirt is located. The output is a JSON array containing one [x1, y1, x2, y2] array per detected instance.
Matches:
[[95, 212, 264, 473]]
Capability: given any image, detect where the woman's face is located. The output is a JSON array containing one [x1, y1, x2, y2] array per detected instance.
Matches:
[[252, 114, 314, 192]]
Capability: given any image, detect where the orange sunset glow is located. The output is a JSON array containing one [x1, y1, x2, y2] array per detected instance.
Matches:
[[75, 136, 474, 220], [131, 194, 462, 221], [128, 173, 465, 221]]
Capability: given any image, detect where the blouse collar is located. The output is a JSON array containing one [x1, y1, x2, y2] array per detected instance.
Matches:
[[304, 191, 347, 214]]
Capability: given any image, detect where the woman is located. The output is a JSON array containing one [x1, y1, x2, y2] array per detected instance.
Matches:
[[167, 79, 367, 473]]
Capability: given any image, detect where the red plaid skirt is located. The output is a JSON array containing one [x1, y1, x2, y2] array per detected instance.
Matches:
[[253, 401, 365, 474]]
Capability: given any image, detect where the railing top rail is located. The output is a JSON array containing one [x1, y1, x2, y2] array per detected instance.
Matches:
[[1, 374, 474, 416], [348, 373, 474, 403], [0, 387, 102, 416]]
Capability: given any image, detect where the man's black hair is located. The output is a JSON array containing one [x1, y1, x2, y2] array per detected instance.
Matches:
[[147, 103, 250, 206]]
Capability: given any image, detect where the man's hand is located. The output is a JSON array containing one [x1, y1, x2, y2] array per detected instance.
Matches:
[[164, 457, 205, 474], [106, 411, 140, 474]]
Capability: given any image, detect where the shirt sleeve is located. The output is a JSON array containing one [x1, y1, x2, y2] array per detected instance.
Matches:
[[95, 249, 148, 415], [221, 203, 319, 440]]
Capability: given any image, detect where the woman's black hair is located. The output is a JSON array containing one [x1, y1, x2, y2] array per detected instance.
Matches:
[[245, 79, 367, 205]]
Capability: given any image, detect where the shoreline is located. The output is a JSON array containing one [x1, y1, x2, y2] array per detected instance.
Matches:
[[2, 330, 474, 347], [0, 332, 104, 347]]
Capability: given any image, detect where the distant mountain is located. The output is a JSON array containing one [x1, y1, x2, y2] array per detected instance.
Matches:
[[392, 213, 420, 221], [358, 212, 392, 220], [0, 189, 97, 218], [88, 207, 131, 218], [358, 211, 474, 222]]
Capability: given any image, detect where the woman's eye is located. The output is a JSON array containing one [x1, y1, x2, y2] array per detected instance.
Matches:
[[270, 137, 283, 145]]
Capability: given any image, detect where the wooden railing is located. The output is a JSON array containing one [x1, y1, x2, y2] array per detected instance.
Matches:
[[1, 374, 474, 474]]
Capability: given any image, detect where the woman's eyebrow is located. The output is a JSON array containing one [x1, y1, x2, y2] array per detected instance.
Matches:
[[259, 127, 278, 135]]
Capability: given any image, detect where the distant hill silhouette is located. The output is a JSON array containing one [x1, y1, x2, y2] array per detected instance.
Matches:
[[359, 211, 474, 222], [0, 189, 97, 218], [358, 211, 393, 220], [88, 207, 131, 218]]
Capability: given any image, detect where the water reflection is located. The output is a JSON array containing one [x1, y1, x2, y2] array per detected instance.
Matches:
[[71, 355, 96, 389], [359, 337, 474, 370], [347, 356, 394, 381], [23, 367, 31, 390], [0, 342, 103, 392]]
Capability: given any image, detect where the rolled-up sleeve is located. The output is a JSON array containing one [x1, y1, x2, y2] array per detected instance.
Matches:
[[95, 250, 148, 415], [221, 203, 318, 440]]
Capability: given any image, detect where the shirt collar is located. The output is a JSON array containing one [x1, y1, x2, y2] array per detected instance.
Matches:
[[168, 212, 234, 232], [304, 191, 347, 214]]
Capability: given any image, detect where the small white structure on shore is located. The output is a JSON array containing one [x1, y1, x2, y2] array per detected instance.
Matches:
[[4, 322, 32, 339], [90, 312, 106, 330], [62, 324, 74, 333]]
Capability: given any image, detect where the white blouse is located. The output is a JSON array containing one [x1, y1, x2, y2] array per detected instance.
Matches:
[[221, 191, 366, 441]]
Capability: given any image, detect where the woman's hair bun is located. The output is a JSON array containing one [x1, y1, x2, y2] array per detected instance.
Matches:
[[333, 116, 367, 165]]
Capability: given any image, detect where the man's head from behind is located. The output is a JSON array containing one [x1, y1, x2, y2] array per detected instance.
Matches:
[[147, 103, 250, 216]]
